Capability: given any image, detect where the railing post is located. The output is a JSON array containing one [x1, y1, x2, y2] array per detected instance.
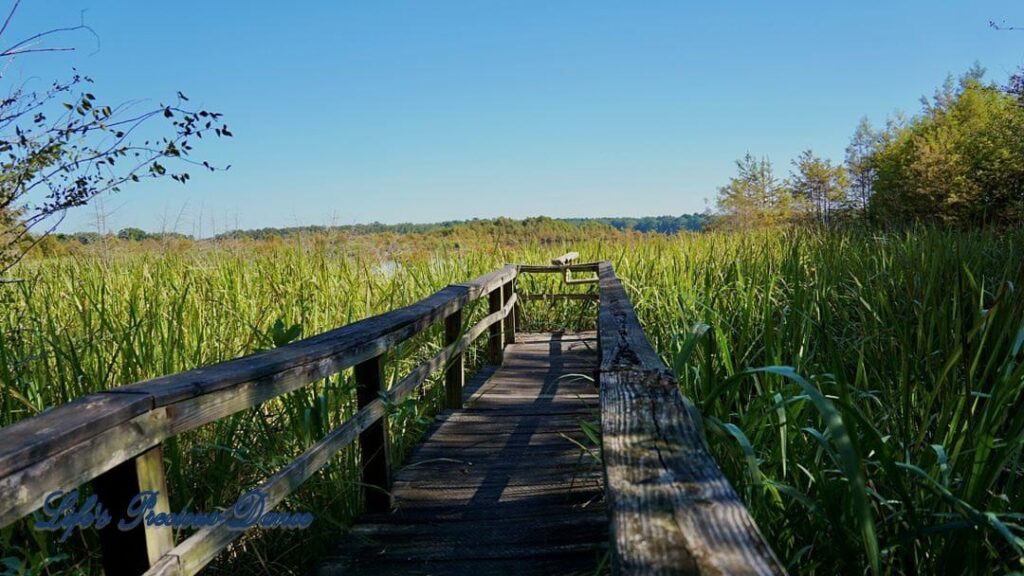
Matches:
[[90, 444, 174, 576], [512, 277, 523, 336], [355, 354, 392, 513], [444, 310, 464, 409], [502, 279, 515, 344], [488, 285, 504, 365]]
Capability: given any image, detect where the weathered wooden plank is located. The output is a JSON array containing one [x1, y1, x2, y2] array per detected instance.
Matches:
[[444, 309, 464, 409], [356, 354, 391, 513], [520, 292, 599, 302], [502, 280, 516, 345], [513, 332, 597, 344], [596, 261, 785, 575], [426, 413, 591, 434], [393, 470, 602, 490], [516, 262, 601, 274], [454, 264, 518, 299], [601, 368, 784, 575], [325, 537, 603, 563], [347, 511, 607, 539], [117, 285, 471, 407], [0, 392, 152, 478], [329, 531, 609, 573], [391, 473, 603, 492], [0, 407, 170, 528], [488, 285, 504, 364], [143, 555, 181, 576], [357, 492, 603, 523], [597, 261, 665, 372], [392, 482, 602, 505], [551, 252, 580, 267], [317, 555, 605, 576]]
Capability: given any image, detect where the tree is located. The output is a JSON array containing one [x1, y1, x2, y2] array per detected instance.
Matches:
[[1008, 67, 1024, 105], [715, 153, 790, 229], [0, 2, 229, 276], [870, 69, 1024, 226], [117, 227, 149, 241], [788, 150, 849, 226], [845, 118, 879, 214]]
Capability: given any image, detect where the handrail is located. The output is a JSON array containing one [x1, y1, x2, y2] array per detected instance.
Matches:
[[595, 261, 785, 575], [0, 264, 518, 576]]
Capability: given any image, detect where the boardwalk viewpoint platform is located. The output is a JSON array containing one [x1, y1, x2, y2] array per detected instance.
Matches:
[[0, 253, 785, 575]]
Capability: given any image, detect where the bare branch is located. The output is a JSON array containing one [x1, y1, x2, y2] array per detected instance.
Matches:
[[0, 0, 21, 41], [990, 20, 1023, 32]]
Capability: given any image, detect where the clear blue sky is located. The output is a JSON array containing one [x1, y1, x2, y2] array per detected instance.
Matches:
[[6, 1, 1022, 235]]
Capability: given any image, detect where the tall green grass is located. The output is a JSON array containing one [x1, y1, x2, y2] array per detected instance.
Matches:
[[2, 228, 1023, 574], [613, 228, 1024, 574]]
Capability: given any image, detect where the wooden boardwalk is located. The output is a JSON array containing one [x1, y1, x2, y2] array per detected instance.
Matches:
[[0, 255, 784, 575], [316, 332, 607, 576]]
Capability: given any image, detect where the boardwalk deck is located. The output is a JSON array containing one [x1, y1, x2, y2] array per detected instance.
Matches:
[[315, 332, 607, 576]]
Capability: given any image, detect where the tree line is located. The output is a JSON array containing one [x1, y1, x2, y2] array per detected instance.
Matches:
[[715, 65, 1024, 229], [209, 214, 708, 241]]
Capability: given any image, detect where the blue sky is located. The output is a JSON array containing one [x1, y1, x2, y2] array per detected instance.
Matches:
[[6, 1, 1022, 235]]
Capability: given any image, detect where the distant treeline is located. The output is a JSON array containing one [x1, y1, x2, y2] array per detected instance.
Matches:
[[212, 215, 706, 241], [52, 214, 706, 243], [53, 228, 192, 244], [560, 214, 706, 234]]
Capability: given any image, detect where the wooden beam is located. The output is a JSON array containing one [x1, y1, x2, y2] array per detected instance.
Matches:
[[519, 293, 599, 302], [117, 285, 473, 407], [0, 392, 152, 478], [512, 278, 523, 337], [488, 285, 504, 365], [444, 310, 464, 409], [551, 252, 580, 267], [91, 445, 174, 575], [502, 280, 516, 345], [454, 264, 517, 300], [355, 354, 391, 514], [0, 407, 170, 528], [596, 261, 785, 575], [597, 262, 665, 372], [517, 262, 601, 274]]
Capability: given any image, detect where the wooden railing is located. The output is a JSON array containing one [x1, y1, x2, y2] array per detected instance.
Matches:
[[595, 260, 785, 575], [0, 265, 518, 576], [0, 252, 785, 575]]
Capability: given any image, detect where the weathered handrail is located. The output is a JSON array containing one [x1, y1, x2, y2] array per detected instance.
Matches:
[[0, 264, 518, 575], [595, 261, 785, 575]]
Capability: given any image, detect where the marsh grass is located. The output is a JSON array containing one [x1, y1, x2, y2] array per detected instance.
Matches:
[[2, 228, 1023, 574]]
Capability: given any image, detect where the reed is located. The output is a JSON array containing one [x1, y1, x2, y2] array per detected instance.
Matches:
[[2, 227, 1022, 574]]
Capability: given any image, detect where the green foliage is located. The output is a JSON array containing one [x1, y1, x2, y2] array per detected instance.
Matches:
[[870, 70, 1024, 225], [716, 67, 1024, 229], [846, 117, 880, 212], [715, 153, 792, 229], [789, 150, 849, 225], [116, 227, 150, 242]]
